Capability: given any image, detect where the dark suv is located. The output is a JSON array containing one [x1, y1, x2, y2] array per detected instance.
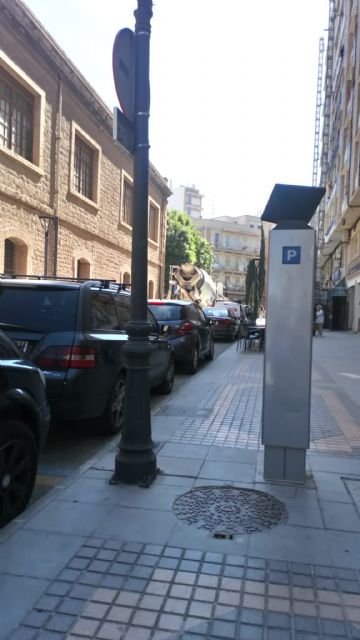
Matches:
[[0, 329, 50, 527], [148, 300, 214, 373], [0, 279, 175, 434]]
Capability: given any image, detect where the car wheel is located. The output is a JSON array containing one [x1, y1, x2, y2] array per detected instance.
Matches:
[[0, 419, 38, 528], [154, 356, 175, 394], [205, 337, 214, 361], [103, 373, 126, 435], [186, 345, 199, 374]]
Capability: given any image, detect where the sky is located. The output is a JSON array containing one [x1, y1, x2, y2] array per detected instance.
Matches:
[[24, 0, 329, 218]]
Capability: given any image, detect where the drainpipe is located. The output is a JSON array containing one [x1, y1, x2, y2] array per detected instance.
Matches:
[[53, 75, 62, 276]]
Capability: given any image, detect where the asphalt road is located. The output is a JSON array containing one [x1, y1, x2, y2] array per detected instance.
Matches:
[[32, 340, 234, 504]]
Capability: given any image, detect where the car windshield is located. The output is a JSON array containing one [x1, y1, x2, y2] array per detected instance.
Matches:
[[204, 308, 229, 318], [148, 303, 182, 321], [0, 286, 78, 332]]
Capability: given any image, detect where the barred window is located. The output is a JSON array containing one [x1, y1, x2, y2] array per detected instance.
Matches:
[[149, 202, 159, 242], [73, 136, 93, 200], [4, 239, 15, 275], [122, 179, 133, 227], [0, 68, 33, 161]]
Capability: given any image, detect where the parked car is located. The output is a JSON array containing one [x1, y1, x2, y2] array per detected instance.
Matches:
[[0, 278, 175, 434], [203, 307, 239, 341], [148, 300, 214, 373], [0, 329, 50, 527]]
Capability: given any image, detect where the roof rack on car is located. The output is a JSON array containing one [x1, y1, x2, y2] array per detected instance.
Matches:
[[0, 274, 131, 291]]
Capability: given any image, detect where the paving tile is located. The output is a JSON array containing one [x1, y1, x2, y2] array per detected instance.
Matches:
[[158, 613, 183, 631], [242, 594, 265, 610], [188, 601, 213, 618], [237, 623, 263, 639], [123, 628, 151, 640], [193, 587, 217, 602], [268, 597, 291, 613], [106, 606, 132, 623], [145, 581, 170, 596], [170, 584, 193, 599], [96, 622, 127, 640], [81, 602, 109, 619], [139, 594, 165, 610], [132, 610, 158, 627], [45, 613, 76, 632], [70, 618, 100, 636], [115, 592, 140, 607], [293, 601, 317, 617], [211, 620, 236, 639], [22, 611, 50, 628], [91, 588, 118, 604], [163, 598, 188, 614], [267, 611, 291, 628]]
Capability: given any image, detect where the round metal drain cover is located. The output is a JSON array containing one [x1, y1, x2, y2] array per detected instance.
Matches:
[[173, 485, 287, 535]]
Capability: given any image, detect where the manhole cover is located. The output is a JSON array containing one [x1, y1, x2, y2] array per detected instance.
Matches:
[[173, 485, 287, 535]]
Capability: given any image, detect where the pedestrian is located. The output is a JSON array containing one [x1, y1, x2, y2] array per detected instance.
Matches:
[[314, 304, 324, 336]]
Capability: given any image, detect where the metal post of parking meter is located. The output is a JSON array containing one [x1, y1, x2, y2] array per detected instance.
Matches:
[[261, 184, 325, 483]]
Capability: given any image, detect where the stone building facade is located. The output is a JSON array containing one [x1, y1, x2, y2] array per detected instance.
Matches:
[[0, 0, 170, 297], [193, 215, 263, 300], [315, 0, 360, 331]]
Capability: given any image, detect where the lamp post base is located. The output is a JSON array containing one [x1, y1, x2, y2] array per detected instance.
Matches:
[[111, 448, 158, 487]]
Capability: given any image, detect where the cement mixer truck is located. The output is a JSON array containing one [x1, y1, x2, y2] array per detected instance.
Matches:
[[168, 264, 217, 307]]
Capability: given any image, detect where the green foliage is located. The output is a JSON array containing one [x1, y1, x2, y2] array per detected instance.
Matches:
[[195, 236, 213, 273], [165, 209, 213, 286]]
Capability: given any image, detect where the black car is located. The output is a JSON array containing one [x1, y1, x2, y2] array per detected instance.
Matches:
[[0, 279, 175, 434], [148, 300, 214, 373], [203, 307, 239, 341], [0, 329, 50, 527]]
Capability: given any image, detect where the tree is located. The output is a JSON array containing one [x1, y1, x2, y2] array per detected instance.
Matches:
[[245, 224, 266, 318], [165, 210, 213, 287], [257, 224, 266, 307], [245, 258, 256, 311], [195, 235, 213, 273]]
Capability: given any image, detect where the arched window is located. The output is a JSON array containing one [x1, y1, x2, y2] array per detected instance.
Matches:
[[77, 258, 91, 280], [123, 271, 131, 285], [4, 238, 27, 275], [148, 280, 154, 298]]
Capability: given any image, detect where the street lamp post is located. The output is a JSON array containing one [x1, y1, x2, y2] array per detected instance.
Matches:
[[112, 0, 157, 486]]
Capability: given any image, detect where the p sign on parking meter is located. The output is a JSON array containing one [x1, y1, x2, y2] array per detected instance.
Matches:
[[282, 246, 301, 264], [261, 184, 325, 483]]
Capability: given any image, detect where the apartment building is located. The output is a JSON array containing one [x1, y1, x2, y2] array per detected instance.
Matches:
[[0, 0, 170, 297], [167, 184, 203, 219], [316, 0, 360, 331], [193, 215, 263, 300]]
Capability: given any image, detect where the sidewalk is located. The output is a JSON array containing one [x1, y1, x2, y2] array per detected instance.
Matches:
[[1, 332, 360, 640]]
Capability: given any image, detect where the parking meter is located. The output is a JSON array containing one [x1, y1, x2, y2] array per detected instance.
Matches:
[[261, 184, 325, 482]]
